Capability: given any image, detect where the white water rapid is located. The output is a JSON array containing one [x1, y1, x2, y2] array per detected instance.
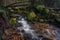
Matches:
[[17, 16, 42, 40]]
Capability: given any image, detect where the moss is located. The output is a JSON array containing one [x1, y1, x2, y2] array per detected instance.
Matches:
[[36, 5, 45, 10], [39, 19, 45, 22], [9, 17, 17, 26], [10, 9, 14, 12], [44, 9, 50, 14], [0, 10, 6, 13], [56, 18, 60, 22], [15, 7, 20, 9], [27, 11, 36, 21]]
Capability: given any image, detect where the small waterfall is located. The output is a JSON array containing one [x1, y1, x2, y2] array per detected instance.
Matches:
[[17, 16, 42, 40]]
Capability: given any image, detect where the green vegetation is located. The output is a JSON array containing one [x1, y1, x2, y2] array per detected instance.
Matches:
[[0, 0, 60, 26], [56, 18, 60, 22], [39, 19, 45, 22], [0, 10, 5, 13], [9, 17, 17, 26], [6, 4, 60, 23], [36, 5, 45, 10], [26, 11, 36, 21], [2, 4, 59, 24], [44, 8, 50, 14]]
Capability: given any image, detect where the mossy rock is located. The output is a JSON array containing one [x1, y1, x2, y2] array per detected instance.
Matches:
[[27, 11, 36, 21], [9, 17, 17, 25]]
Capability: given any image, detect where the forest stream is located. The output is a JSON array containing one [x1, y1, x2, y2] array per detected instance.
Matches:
[[16, 15, 60, 40]]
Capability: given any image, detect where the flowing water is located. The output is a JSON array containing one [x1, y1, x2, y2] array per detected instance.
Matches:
[[17, 16, 42, 40], [16, 16, 60, 40]]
